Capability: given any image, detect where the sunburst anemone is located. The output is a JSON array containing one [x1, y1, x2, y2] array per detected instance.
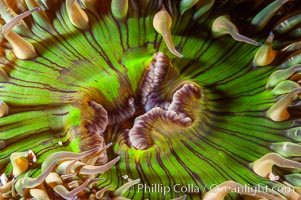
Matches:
[[1, 0, 301, 199]]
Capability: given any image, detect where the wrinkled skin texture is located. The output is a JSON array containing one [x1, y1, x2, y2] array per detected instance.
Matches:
[[0, 0, 301, 199]]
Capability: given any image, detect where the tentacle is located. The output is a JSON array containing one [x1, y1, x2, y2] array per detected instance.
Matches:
[[53, 178, 91, 199], [29, 188, 49, 200], [212, 15, 261, 46], [111, 0, 128, 20], [110, 179, 140, 198], [41, 146, 100, 172], [1, 8, 39, 59], [266, 64, 301, 88], [251, 153, 301, 178], [179, 0, 200, 15], [153, 6, 183, 58], [65, 0, 89, 30], [14, 160, 58, 196], [270, 142, 301, 157], [193, 0, 215, 20], [24, 0, 54, 32], [0, 100, 8, 118], [266, 88, 301, 121], [253, 32, 277, 67], [274, 12, 301, 34], [251, 0, 291, 31], [10, 150, 36, 177], [0, 0, 33, 36]]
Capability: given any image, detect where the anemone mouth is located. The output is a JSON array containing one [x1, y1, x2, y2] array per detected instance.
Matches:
[[1, 0, 301, 200]]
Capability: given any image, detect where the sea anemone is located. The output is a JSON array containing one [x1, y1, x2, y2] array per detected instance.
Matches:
[[0, 0, 301, 199]]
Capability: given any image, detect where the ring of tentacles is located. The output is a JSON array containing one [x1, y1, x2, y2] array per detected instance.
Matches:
[[1, 0, 301, 199]]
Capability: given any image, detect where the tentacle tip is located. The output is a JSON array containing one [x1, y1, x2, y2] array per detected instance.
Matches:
[[175, 52, 184, 58], [33, 7, 41, 12], [116, 156, 121, 160]]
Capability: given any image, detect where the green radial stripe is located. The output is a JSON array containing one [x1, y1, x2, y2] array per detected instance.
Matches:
[[0, 0, 301, 200], [0, 106, 71, 173]]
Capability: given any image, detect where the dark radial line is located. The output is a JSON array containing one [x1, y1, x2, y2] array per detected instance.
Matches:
[[203, 117, 268, 147], [30, 58, 64, 72], [178, 60, 200, 77], [109, 164, 121, 194], [134, 159, 146, 200], [208, 38, 243, 64], [146, 151, 164, 196], [196, 132, 254, 173], [154, 36, 162, 52], [204, 91, 271, 102], [53, 6, 93, 60], [139, 0, 149, 47], [83, 17, 117, 72], [155, 148, 176, 196], [180, 139, 230, 182], [125, 20, 130, 50], [203, 108, 288, 137], [81, 31, 112, 73], [207, 65, 253, 88], [146, 0, 160, 16], [51, 29, 85, 61], [194, 39, 214, 64], [88, 13, 111, 50], [179, 130, 234, 179], [3, 80, 76, 94], [235, 117, 288, 133], [209, 110, 267, 118], [210, 75, 272, 97], [147, 152, 161, 181], [5, 58, 42, 73], [122, 151, 137, 199], [0, 93, 37, 100], [124, 151, 134, 181], [177, 7, 215, 54], [145, 0, 161, 51], [191, 41, 252, 80], [231, 88, 269, 98], [167, 141, 205, 193], [206, 92, 268, 104], [33, 48, 72, 72], [184, 131, 258, 188], [112, 17, 126, 51], [29, 25, 78, 68], [46, 30, 86, 61], [0, 127, 51, 145], [199, 112, 271, 149], [209, 65, 255, 87], [85, 16, 124, 72], [8, 77, 77, 93], [0, 117, 47, 131], [1, 129, 62, 159], [40, 33, 80, 61], [137, 158, 153, 200], [132, 0, 143, 46]]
